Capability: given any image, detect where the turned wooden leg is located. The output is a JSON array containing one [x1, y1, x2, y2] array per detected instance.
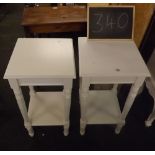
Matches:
[[80, 89, 88, 135], [80, 78, 89, 135], [137, 83, 144, 95], [115, 121, 125, 134], [29, 86, 35, 96], [115, 77, 145, 134], [63, 83, 72, 136], [145, 79, 155, 127], [112, 84, 118, 95], [9, 79, 34, 137]]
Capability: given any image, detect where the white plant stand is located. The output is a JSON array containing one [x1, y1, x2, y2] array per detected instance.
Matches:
[[78, 37, 150, 135], [145, 49, 155, 127], [4, 38, 76, 137]]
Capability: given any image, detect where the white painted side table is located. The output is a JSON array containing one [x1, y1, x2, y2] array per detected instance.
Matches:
[[145, 49, 155, 127], [78, 37, 150, 135], [4, 38, 75, 137]]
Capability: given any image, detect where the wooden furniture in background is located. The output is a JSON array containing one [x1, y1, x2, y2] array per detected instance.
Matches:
[[4, 38, 76, 137], [78, 37, 150, 135], [22, 6, 87, 36]]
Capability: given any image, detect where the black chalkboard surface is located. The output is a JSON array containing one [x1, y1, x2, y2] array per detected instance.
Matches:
[[88, 6, 134, 39]]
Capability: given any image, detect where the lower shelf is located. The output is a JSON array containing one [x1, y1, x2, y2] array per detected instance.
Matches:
[[86, 90, 121, 124], [28, 92, 65, 126]]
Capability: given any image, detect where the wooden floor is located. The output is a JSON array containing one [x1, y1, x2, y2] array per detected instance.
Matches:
[[0, 4, 155, 150]]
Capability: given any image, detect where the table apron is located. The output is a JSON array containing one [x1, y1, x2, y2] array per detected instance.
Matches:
[[18, 78, 72, 86], [89, 76, 137, 84]]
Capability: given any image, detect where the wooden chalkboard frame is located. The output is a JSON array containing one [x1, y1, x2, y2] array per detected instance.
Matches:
[[87, 5, 135, 40]]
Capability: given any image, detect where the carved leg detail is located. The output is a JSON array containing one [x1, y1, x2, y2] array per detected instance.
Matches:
[[137, 83, 144, 95], [24, 122, 34, 137], [9, 80, 34, 137], [64, 121, 69, 136], [115, 120, 125, 134], [80, 88, 88, 135], [145, 79, 155, 127], [64, 89, 71, 136], [80, 119, 86, 135], [119, 78, 145, 133], [14, 91, 34, 137], [29, 86, 35, 96], [112, 84, 118, 95], [145, 113, 155, 127]]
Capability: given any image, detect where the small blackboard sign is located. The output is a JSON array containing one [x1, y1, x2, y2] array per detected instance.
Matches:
[[88, 6, 135, 40]]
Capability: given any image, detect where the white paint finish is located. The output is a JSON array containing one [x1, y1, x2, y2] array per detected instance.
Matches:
[[79, 78, 89, 135], [78, 37, 150, 78], [145, 78, 155, 127], [145, 49, 155, 127], [4, 38, 75, 136], [63, 88, 71, 136], [29, 86, 35, 96], [8, 79, 34, 137], [90, 76, 136, 84], [80, 77, 145, 134], [79, 38, 149, 134], [121, 77, 145, 120], [147, 48, 155, 87], [28, 92, 65, 126], [18, 78, 72, 86], [86, 91, 121, 124], [4, 38, 75, 79]]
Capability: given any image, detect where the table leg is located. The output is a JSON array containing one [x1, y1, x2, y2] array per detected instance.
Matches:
[[9, 79, 34, 137], [29, 86, 35, 96], [80, 78, 89, 135], [115, 77, 145, 134], [63, 83, 72, 136], [145, 79, 155, 127], [112, 84, 118, 95]]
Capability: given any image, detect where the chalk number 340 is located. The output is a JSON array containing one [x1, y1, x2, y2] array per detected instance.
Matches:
[[92, 13, 129, 33]]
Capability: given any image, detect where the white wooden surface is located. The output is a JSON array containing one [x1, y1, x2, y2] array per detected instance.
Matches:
[[79, 37, 150, 77], [145, 78, 155, 127], [86, 91, 121, 124], [79, 37, 150, 135], [28, 92, 65, 126], [4, 38, 75, 136], [4, 38, 75, 79]]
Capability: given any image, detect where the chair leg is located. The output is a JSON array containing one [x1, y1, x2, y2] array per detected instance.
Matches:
[[145, 79, 155, 127]]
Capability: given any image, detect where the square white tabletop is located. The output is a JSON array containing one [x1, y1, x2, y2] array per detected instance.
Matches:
[[79, 37, 150, 78], [4, 38, 76, 79]]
